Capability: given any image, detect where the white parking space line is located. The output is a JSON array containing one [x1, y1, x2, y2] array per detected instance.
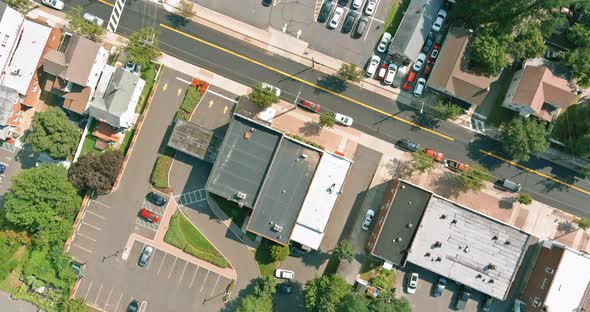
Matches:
[[72, 244, 93, 253], [75, 232, 97, 242], [84, 280, 94, 301], [82, 221, 102, 231], [157, 253, 168, 275], [189, 266, 199, 288], [168, 257, 178, 279], [206, 89, 239, 104], [91, 200, 112, 209], [178, 261, 188, 285], [210, 275, 220, 297], [176, 77, 191, 84], [135, 220, 158, 232], [94, 284, 103, 305], [200, 271, 209, 293], [104, 288, 114, 310], [85, 210, 106, 219], [114, 292, 124, 312], [364, 17, 374, 40]]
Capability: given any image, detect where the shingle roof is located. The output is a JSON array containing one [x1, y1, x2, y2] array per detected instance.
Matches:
[[42, 35, 100, 86]]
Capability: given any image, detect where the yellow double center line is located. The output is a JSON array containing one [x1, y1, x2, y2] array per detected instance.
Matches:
[[159, 23, 454, 141]]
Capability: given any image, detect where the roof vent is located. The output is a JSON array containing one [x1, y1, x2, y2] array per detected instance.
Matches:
[[440, 214, 447, 219], [492, 235, 498, 240], [425, 252, 431, 257], [272, 224, 283, 232], [300, 153, 308, 158], [435, 257, 441, 262], [282, 190, 286, 194], [407, 223, 413, 228], [487, 263, 496, 270], [408, 201, 412, 205], [250, 128, 256, 132], [433, 241, 442, 248], [464, 246, 470, 253], [235, 192, 247, 200], [396, 237, 403, 242], [401, 185, 406, 189], [451, 219, 457, 225], [476, 274, 482, 278], [488, 279, 494, 284], [504, 240, 511, 245]]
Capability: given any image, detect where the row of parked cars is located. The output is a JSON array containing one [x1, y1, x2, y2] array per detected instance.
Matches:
[[318, 0, 377, 37]]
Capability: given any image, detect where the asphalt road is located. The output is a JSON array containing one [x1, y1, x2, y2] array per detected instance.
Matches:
[[63, 0, 590, 218]]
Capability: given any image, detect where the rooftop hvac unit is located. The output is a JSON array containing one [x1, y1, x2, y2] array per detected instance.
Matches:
[[272, 224, 283, 232], [235, 192, 247, 200]]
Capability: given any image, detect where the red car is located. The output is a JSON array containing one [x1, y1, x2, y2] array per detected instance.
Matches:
[[376, 63, 388, 80], [423, 60, 434, 77], [429, 44, 440, 61], [402, 71, 417, 91], [298, 100, 320, 113], [139, 208, 160, 223], [426, 148, 444, 162], [445, 159, 470, 172]]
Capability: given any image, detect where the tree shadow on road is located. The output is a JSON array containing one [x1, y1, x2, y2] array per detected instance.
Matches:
[[301, 250, 331, 270], [314, 76, 347, 94], [167, 14, 189, 28], [464, 135, 505, 172], [409, 112, 441, 131]]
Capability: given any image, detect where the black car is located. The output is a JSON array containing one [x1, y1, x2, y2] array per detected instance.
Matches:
[[127, 299, 139, 312], [341, 11, 358, 33], [262, 0, 272, 6], [278, 281, 292, 294], [455, 286, 471, 310], [317, 1, 334, 23], [146, 191, 167, 206], [338, 0, 349, 5], [397, 139, 421, 152], [432, 276, 446, 297]]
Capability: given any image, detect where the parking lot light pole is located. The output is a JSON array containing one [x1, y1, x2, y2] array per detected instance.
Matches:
[[420, 101, 425, 114]]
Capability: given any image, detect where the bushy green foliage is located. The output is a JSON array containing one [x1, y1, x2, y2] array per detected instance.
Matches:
[[458, 164, 491, 192], [270, 244, 290, 262], [26, 107, 80, 160], [125, 28, 161, 67], [23, 247, 76, 290], [304, 275, 351, 312], [66, 6, 105, 42], [236, 277, 275, 312], [333, 240, 354, 263], [500, 117, 549, 162], [434, 99, 463, 120], [336, 64, 364, 82], [151, 155, 172, 188], [180, 87, 202, 113], [68, 151, 123, 193], [470, 31, 509, 75], [410, 150, 435, 173], [319, 112, 336, 129], [250, 83, 280, 111], [518, 193, 532, 205]]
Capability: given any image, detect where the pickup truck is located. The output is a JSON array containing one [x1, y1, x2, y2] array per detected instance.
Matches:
[[444, 159, 470, 172]]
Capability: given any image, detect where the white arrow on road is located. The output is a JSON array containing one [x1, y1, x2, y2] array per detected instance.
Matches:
[[296, 29, 302, 39], [282, 23, 288, 32]]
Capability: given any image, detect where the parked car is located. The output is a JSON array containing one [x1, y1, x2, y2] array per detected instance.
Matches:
[[352, 0, 362, 9], [138, 246, 154, 267], [275, 269, 294, 279], [432, 9, 448, 32], [423, 60, 434, 77], [317, 1, 334, 23], [433, 276, 447, 297], [545, 50, 559, 60], [407, 272, 419, 294], [397, 138, 420, 152], [354, 16, 369, 37], [341, 11, 358, 33], [482, 296, 493, 312], [298, 99, 321, 113], [83, 13, 104, 26], [139, 208, 160, 223], [262, 0, 273, 7], [127, 299, 140, 312], [146, 191, 167, 206], [0, 163, 6, 175], [329, 7, 345, 29], [365, 55, 381, 77], [376, 63, 388, 80], [338, 0, 349, 5], [364, 0, 376, 16], [289, 244, 306, 258], [377, 32, 392, 53], [335, 113, 353, 126], [495, 178, 522, 193], [426, 148, 444, 162], [413, 78, 426, 97], [422, 36, 434, 54], [260, 82, 281, 97], [41, 0, 64, 10], [124, 61, 137, 73], [455, 286, 472, 310], [383, 63, 397, 85], [278, 281, 293, 294], [444, 159, 470, 172], [430, 44, 440, 60], [402, 71, 417, 91], [361, 209, 375, 230], [413, 53, 427, 72], [392, 65, 408, 88]]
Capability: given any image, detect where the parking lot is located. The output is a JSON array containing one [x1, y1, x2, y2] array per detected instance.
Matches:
[[75, 240, 231, 312], [69, 200, 111, 262], [135, 193, 170, 232]]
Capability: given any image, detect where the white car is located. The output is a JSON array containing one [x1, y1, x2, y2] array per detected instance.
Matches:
[[361, 209, 375, 230], [352, 0, 363, 10], [83, 13, 104, 26], [412, 53, 426, 72], [274, 269, 294, 279], [407, 272, 419, 294], [413, 78, 426, 97], [364, 0, 376, 16], [41, 0, 64, 10], [384, 63, 397, 85], [365, 55, 381, 77], [377, 32, 392, 53], [431, 9, 447, 32], [334, 113, 353, 126], [329, 7, 345, 29], [260, 82, 281, 97]]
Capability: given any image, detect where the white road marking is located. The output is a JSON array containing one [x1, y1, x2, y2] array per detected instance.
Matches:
[[91, 200, 111, 209], [84, 280, 94, 301], [104, 288, 114, 310], [113, 292, 124, 312], [94, 284, 103, 305], [135, 219, 158, 232], [75, 232, 97, 242], [207, 89, 239, 104], [81, 221, 102, 231], [168, 257, 178, 279], [189, 266, 199, 288], [85, 209, 106, 219], [200, 271, 209, 293], [210, 275, 220, 297], [157, 253, 168, 275], [364, 16, 374, 41], [178, 261, 188, 285], [176, 77, 191, 84], [72, 244, 93, 253]]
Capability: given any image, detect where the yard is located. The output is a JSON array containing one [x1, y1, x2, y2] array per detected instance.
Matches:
[[164, 213, 229, 268], [255, 240, 278, 278], [135, 64, 161, 114], [151, 155, 172, 189], [358, 258, 397, 289], [383, 0, 411, 35], [80, 119, 101, 156]]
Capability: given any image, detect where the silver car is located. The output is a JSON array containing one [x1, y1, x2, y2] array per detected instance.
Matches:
[[138, 246, 154, 267], [83, 13, 104, 26], [361, 209, 375, 230]]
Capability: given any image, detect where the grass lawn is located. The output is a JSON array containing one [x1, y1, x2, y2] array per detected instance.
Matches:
[[486, 70, 518, 127], [0, 245, 28, 294], [180, 87, 202, 113], [119, 128, 135, 156], [210, 194, 248, 227], [135, 64, 159, 114], [80, 119, 102, 156], [164, 213, 229, 268], [358, 259, 397, 289], [151, 155, 172, 188], [383, 0, 411, 35], [255, 240, 277, 278]]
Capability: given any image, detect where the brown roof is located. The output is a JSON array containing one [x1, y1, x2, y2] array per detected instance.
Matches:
[[512, 65, 577, 117], [62, 85, 91, 114], [520, 242, 564, 312], [427, 27, 498, 106], [42, 35, 100, 86]]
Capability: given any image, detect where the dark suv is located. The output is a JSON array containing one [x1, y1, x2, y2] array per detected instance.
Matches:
[[455, 286, 471, 310], [317, 1, 334, 23], [146, 192, 167, 206], [397, 139, 421, 152]]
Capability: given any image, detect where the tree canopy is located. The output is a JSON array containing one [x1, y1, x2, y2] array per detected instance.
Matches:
[[336, 64, 364, 83], [66, 6, 105, 42], [270, 243, 290, 262], [434, 99, 463, 120], [249, 83, 280, 111], [512, 24, 546, 61], [304, 275, 351, 312], [458, 164, 491, 192], [68, 151, 123, 193], [26, 107, 80, 160], [4, 165, 81, 246], [333, 240, 354, 263], [336, 293, 369, 312], [177, 0, 195, 19], [470, 31, 509, 75], [125, 28, 161, 67], [561, 47, 590, 87], [57, 297, 87, 312], [319, 112, 336, 129], [5, 0, 30, 11], [236, 277, 275, 312], [500, 117, 549, 161], [410, 150, 435, 173]]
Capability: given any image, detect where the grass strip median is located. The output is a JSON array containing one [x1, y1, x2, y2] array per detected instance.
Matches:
[[164, 213, 229, 268]]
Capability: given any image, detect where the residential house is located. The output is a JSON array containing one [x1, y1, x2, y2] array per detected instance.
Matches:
[[88, 65, 145, 129], [42, 33, 108, 115], [427, 27, 500, 108], [0, 1, 25, 79], [502, 62, 577, 122]]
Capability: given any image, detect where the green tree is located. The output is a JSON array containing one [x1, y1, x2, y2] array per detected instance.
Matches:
[[337, 293, 369, 312], [578, 218, 590, 230], [410, 150, 435, 173], [470, 31, 509, 75], [68, 151, 123, 193], [512, 24, 546, 60], [125, 28, 161, 67], [333, 240, 354, 263], [336, 63, 364, 83], [561, 47, 590, 87], [57, 297, 87, 312], [270, 244, 290, 262], [584, 165, 590, 178], [370, 297, 412, 312], [177, 0, 195, 19], [66, 6, 105, 42], [517, 193, 533, 205], [567, 23, 590, 47], [304, 275, 351, 312], [434, 99, 463, 120], [249, 83, 280, 111], [26, 107, 80, 160], [458, 164, 491, 192], [319, 112, 336, 129], [236, 277, 275, 312], [500, 117, 550, 162], [4, 165, 81, 245], [5, 0, 31, 11]]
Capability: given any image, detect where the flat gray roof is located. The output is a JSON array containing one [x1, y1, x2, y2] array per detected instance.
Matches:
[[371, 180, 431, 265], [168, 120, 221, 163], [206, 114, 281, 208], [407, 196, 531, 300], [247, 138, 320, 245]]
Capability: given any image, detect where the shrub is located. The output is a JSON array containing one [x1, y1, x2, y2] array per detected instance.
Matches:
[[517, 193, 532, 205], [180, 87, 202, 113], [151, 155, 172, 188], [287, 134, 324, 150], [270, 244, 289, 262]]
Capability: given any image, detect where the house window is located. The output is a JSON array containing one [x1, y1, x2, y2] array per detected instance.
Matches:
[[1, 35, 9, 47], [533, 297, 541, 307], [545, 267, 554, 274]]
